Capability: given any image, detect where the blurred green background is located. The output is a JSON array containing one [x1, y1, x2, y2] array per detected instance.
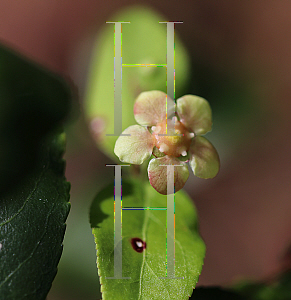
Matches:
[[0, 1, 291, 300]]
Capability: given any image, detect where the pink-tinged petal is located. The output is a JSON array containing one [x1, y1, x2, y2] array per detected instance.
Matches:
[[177, 95, 212, 135], [114, 125, 154, 164], [134, 91, 175, 126], [189, 136, 220, 179], [148, 156, 189, 195]]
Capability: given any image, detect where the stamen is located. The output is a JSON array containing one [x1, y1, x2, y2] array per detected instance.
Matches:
[[152, 126, 156, 131], [154, 126, 161, 133], [188, 132, 195, 138], [159, 143, 169, 153], [152, 119, 193, 157], [181, 150, 187, 157]]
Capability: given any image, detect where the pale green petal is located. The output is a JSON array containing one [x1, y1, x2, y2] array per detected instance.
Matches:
[[189, 136, 220, 178], [134, 90, 175, 126], [114, 125, 154, 164], [177, 95, 212, 135], [148, 156, 189, 195]]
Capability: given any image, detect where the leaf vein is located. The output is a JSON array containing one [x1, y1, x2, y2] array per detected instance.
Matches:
[[0, 168, 46, 227], [0, 202, 55, 289], [145, 261, 171, 299]]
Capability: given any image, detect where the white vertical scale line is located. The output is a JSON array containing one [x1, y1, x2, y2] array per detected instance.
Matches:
[[159, 164, 184, 279], [105, 164, 130, 279], [159, 21, 183, 136], [106, 22, 130, 137]]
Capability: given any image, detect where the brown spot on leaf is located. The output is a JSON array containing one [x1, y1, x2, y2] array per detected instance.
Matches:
[[131, 238, 146, 253]]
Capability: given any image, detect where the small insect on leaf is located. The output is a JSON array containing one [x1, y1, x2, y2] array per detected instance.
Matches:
[[131, 238, 146, 253]]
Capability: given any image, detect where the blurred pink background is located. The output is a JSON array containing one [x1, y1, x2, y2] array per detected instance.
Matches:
[[1, 1, 290, 299]]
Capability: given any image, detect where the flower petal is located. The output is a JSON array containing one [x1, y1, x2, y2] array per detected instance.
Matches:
[[148, 156, 189, 195], [134, 90, 175, 126], [114, 125, 154, 164], [189, 136, 220, 178], [177, 95, 212, 135]]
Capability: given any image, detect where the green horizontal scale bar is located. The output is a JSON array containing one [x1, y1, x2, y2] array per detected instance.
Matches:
[[122, 207, 167, 210], [122, 64, 166, 67]]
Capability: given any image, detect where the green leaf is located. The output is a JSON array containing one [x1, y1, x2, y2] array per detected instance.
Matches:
[[84, 6, 190, 160], [0, 43, 71, 196], [0, 132, 70, 300], [90, 179, 205, 300]]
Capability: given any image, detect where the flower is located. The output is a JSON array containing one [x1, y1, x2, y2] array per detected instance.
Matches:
[[114, 90, 220, 195]]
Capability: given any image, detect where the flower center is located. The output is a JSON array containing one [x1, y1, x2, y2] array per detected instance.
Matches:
[[152, 119, 193, 157]]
